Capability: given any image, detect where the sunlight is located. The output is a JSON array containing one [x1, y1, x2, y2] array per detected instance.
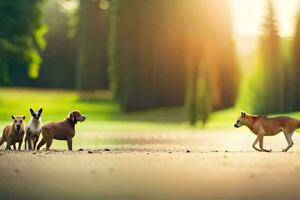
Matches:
[[230, 0, 300, 37], [99, 0, 110, 10], [60, 0, 79, 11]]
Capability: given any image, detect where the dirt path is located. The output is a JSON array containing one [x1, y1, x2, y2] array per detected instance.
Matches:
[[1, 131, 300, 200]]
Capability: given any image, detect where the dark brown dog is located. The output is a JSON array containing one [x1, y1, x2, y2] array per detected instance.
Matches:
[[0, 116, 25, 150], [37, 111, 86, 151]]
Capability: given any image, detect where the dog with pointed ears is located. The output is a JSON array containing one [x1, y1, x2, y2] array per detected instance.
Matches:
[[25, 108, 43, 150], [234, 112, 300, 152]]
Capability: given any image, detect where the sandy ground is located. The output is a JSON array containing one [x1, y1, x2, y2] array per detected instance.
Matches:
[[1, 131, 300, 200]]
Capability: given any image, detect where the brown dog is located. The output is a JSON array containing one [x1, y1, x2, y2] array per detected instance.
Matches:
[[234, 112, 300, 152], [0, 116, 25, 150], [37, 110, 86, 151]]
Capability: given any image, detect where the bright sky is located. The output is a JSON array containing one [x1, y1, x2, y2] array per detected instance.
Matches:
[[230, 0, 300, 37]]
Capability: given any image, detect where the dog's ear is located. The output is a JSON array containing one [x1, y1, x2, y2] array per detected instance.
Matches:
[[30, 108, 34, 115], [11, 115, 15, 120], [22, 116, 25, 120], [38, 108, 43, 114], [241, 112, 246, 117], [68, 112, 75, 122]]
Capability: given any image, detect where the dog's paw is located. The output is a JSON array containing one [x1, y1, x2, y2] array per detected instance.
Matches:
[[262, 149, 272, 152], [282, 148, 287, 152]]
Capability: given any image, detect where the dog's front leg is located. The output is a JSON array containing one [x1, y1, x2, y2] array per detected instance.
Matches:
[[5, 139, 12, 150], [33, 135, 39, 150], [259, 136, 272, 152], [25, 136, 27, 150], [18, 140, 22, 150], [27, 133, 33, 150], [67, 137, 72, 151], [252, 136, 262, 152]]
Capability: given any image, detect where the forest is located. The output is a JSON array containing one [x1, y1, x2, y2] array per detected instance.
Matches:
[[1, 0, 300, 125]]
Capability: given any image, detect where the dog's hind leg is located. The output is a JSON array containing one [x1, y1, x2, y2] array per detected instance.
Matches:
[[259, 136, 272, 152], [37, 138, 46, 151], [252, 135, 262, 152], [46, 138, 53, 151], [282, 132, 294, 152]]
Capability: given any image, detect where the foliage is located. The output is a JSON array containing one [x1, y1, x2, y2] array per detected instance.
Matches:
[[0, 0, 46, 84]]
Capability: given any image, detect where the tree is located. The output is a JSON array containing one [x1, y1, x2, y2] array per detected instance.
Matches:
[[291, 10, 300, 110], [250, 0, 283, 114], [184, 0, 238, 125], [35, 0, 77, 89], [109, 0, 188, 111], [0, 0, 46, 85], [77, 0, 110, 91]]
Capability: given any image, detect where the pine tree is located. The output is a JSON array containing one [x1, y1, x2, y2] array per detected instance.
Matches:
[[184, 0, 237, 126], [257, 0, 283, 113], [185, 63, 200, 126], [77, 0, 110, 91], [292, 10, 300, 110]]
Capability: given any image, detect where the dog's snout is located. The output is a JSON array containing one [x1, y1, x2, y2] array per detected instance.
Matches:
[[234, 123, 240, 128]]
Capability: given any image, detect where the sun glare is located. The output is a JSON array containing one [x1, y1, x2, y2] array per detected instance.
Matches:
[[61, 0, 79, 11], [230, 0, 300, 37]]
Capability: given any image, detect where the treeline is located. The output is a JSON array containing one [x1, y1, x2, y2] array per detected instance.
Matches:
[[240, 0, 300, 114], [109, 0, 239, 117]]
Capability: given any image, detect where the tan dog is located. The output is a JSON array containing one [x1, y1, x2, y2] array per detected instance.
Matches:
[[37, 110, 86, 151], [234, 112, 300, 152], [0, 116, 25, 150]]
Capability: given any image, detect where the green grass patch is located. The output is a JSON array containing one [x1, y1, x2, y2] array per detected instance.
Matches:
[[0, 88, 120, 121], [2, 87, 300, 133]]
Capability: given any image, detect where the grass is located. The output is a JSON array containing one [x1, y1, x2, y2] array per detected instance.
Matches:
[[1, 87, 300, 133], [0, 88, 120, 121]]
